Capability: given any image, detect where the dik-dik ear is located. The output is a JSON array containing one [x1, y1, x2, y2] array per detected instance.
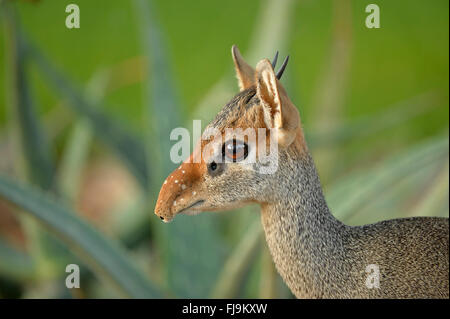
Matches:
[[255, 59, 300, 148], [232, 45, 255, 91]]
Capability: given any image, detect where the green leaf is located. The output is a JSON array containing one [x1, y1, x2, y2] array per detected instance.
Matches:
[[408, 160, 449, 218], [57, 119, 92, 203], [346, 156, 445, 226], [327, 134, 449, 223], [258, 245, 278, 298], [134, 0, 182, 180], [2, 3, 54, 190], [58, 72, 109, 203], [308, 91, 443, 148], [210, 218, 262, 298], [0, 175, 161, 298], [0, 239, 36, 281]]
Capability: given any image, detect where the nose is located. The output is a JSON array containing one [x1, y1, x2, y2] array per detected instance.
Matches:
[[154, 157, 203, 222]]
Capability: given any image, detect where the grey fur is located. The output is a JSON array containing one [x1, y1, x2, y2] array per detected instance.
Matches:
[[260, 149, 449, 298]]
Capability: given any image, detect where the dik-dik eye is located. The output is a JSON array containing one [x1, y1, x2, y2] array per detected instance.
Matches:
[[222, 139, 248, 162], [207, 160, 224, 176]]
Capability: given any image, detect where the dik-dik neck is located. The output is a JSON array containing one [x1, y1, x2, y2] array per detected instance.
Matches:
[[260, 151, 350, 298]]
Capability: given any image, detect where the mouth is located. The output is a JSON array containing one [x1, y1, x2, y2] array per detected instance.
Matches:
[[158, 200, 205, 223], [178, 200, 205, 215]]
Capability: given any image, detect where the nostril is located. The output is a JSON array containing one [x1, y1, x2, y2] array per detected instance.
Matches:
[[160, 216, 164, 221]]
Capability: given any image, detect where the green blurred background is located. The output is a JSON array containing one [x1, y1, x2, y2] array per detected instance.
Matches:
[[0, 0, 448, 298]]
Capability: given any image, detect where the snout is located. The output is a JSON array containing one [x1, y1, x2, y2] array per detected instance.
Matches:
[[154, 159, 204, 222]]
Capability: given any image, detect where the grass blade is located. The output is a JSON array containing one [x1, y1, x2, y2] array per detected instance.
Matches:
[[308, 0, 353, 183], [57, 72, 110, 203], [346, 155, 446, 226], [327, 134, 449, 223], [0, 239, 35, 281], [0, 175, 161, 298], [58, 119, 92, 203], [258, 245, 278, 298], [134, 0, 182, 180], [405, 160, 449, 218], [2, 3, 54, 190], [308, 91, 443, 148], [210, 218, 262, 298]]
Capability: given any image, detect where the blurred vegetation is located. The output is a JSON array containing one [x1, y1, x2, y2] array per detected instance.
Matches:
[[0, 0, 448, 298]]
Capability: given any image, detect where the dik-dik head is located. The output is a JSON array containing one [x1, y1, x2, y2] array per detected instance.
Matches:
[[155, 45, 307, 222]]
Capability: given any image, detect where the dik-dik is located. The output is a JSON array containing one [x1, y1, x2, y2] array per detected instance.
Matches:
[[155, 46, 449, 298]]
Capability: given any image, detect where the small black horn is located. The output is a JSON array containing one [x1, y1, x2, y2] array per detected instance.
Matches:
[[276, 55, 289, 79], [271, 51, 279, 69]]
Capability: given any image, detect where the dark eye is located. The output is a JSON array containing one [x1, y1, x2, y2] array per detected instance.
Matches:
[[208, 160, 223, 176], [222, 139, 248, 162]]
